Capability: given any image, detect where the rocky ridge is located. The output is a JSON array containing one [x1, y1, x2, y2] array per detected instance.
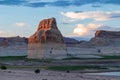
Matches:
[[0, 36, 28, 56], [0, 36, 27, 47]]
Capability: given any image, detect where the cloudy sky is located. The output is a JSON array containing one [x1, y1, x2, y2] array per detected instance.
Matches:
[[0, 0, 120, 39]]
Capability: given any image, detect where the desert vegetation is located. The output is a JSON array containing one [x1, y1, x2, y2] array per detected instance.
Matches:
[[47, 65, 107, 71], [34, 69, 40, 74], [0, 65, 7, 70]]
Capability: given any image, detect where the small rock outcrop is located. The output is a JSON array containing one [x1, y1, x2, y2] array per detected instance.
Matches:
[[28, 18, 67, 59]]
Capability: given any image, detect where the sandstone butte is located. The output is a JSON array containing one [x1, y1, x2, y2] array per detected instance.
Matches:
[[28, 18, 67, 59]]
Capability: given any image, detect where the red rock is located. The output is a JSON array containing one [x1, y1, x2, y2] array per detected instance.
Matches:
[[28, 18, 67, 59]]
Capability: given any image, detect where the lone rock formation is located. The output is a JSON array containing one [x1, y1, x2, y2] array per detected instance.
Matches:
[[28, 18, 67, 59]]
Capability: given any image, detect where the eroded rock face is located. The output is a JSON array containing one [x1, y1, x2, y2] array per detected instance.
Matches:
[[28, 18, 67, 59]]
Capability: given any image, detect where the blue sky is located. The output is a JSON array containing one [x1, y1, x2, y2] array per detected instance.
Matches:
[[0, 0, 120, 39]]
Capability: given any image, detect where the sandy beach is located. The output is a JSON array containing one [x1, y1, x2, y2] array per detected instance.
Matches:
[[0, 69, 120, 80]]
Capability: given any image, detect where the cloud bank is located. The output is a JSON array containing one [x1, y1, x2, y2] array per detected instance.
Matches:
[[61, 11, 120, 21], [0, 0, 120, 8]]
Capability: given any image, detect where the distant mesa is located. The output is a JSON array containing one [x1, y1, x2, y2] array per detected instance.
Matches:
[[0, 36, 28, 47], [78, 30, 120, 47], [28, 18, 67, 59], [95, 30, 120, 38], [90, 30, 120, 46]]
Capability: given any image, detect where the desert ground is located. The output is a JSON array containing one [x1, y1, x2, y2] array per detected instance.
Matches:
[[0, 69, 120, 80], [0, 58, 120, 80]]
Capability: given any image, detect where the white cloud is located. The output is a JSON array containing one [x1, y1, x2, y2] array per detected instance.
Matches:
[[73, 23, 102, 37], [74, 24, 88, 36], [15, 22, 30, 27], [61, 11, 120, 21]]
